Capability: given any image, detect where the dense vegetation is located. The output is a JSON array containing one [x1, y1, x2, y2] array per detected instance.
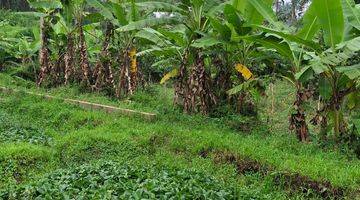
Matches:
[[0, 0, 359, 199]]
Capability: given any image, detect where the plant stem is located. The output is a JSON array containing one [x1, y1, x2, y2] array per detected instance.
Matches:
[[334, 107, 340, 139]]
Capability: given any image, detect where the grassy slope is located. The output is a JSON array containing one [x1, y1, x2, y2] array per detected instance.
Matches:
[[0, 73, 359, 198], [0, 92, 290, 199]]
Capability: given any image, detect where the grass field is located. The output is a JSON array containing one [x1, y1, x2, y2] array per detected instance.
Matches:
[[0, 73, 359, 199]]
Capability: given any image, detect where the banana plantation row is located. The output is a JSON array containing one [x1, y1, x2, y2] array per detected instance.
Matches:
[[1, 0, 360, 145]]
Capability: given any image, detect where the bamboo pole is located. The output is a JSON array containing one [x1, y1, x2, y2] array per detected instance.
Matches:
[[0, 86, 156, 121]]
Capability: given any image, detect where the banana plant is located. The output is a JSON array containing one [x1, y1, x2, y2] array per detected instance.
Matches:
[[86, 0, 132, 97], [57, 0, 89, 85], [81, 0, 117, 93], [86, 0, 181, 97], [135, 0, 275, 114], [131, 0, 225, 114], [293, 0, 360, 140], [71, 0, 94, 87], [171, 0, 221, 114], [219, 0, 323, 141], [26, 0, 63, 86], [294, 0, 360, 139], [53, 0, 110, 88], [19, 0, 93, 87], [2, 36, 41, 82], [228, 0, 359, 141], [208, 0, 318, 141], [190, 1, 274, 114], [0, 21, 29, 68]]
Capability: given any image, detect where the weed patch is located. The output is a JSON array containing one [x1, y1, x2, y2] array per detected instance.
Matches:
[[0, 161, 236, 199], [0, 112, 52, 145]]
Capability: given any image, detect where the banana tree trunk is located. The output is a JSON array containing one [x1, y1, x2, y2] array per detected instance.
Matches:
[[116, 48, 131, 98], [174, 51, 190, 112], [187, 50, 217, 114], [311, 97, 328, 140], [311, 84, 356, 141], [329, 85, 355, 139], [51, 49, 65, 86], [37, 16, 51, 86], [333, 106, 341, 138], [197, 53, 217, 114], [289, 83, 310, 142], [129, 46, 137, 94], [64, 33, 75, 85], [78, 19, 91, 87], [213, 56, 231, 101], [93, 22, 115, 92]]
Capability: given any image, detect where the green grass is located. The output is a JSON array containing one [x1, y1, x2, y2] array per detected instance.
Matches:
[[0, 73, 359, 199], [0, 73, 173, 114]]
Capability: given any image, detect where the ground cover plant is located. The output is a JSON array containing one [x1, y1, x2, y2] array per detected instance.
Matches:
[[2, 161, 237, 199], [0, 0, 359, 199]]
